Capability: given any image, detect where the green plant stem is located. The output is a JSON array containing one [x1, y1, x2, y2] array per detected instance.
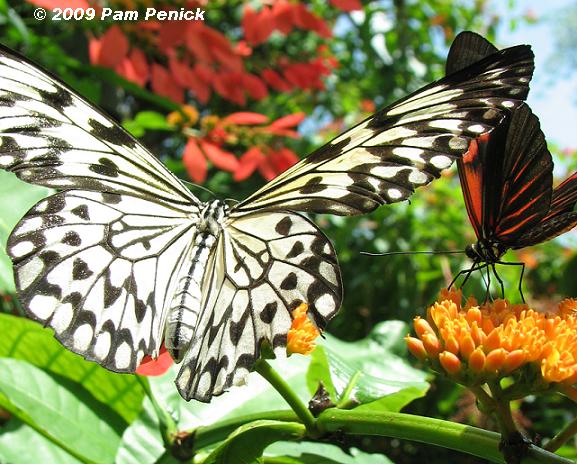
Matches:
[[194, 410, 299, 450], [316, 409, 573, 464], [487, 381, 519, 438], [136, 376, 177, 447], [545, 416, 577, 453], [254, 359, 318, 436]]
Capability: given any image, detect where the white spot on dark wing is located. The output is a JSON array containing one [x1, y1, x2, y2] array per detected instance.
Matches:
[[73, 324, 93, 351], [448, 136, 468, 150], [18, 257, 45, 291], [502, 101, 515, 108], [366, 126, 417, 146], [430, 155, 452, 169], [29, 294, 57, 320], [115, 341, 132, 370], [387, 188, 403, 200], [468, 124, 486, 134], [10, 241, 34, 258], [408, 170, 428, 184], [93, 331, 111, 360], [429, 119, 463, 131], [51, 303, 74, 334]]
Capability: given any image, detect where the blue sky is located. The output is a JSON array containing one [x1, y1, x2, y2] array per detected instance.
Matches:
[[496, 0, 577, 149]]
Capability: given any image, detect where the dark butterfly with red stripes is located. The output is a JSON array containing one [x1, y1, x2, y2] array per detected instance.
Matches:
[[447, 32, 577, 297]]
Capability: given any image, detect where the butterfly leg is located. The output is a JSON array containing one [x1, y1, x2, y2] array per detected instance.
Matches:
[[497, 261, 526, 303], [490, 263, 505, 299], [450, 261, 485, 290]]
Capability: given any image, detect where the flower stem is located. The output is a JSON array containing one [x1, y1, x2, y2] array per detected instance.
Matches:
[[316, 409, 573, 464], [544, 416, 577, 453], [136, 376, 177, 447], [254, 359, 318, 436], [488, 381, 519, 437]]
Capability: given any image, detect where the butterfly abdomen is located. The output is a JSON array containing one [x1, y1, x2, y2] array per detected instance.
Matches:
[[165, 200, 227, 362]]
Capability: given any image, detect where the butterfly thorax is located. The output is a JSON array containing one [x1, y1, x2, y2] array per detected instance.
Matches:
[[165, 200, 228, 362], [465, 239, 507, 264]]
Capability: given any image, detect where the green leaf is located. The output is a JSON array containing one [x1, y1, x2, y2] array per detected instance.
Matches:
[[204, 420, 305, 464], [123, 111, 172, 137], [306, 346, 337, 401], [265, 441, 393, 464], [316, 321, 429, 410], [0, 417, 83, 464], [0, 171, 50, 292], [0, 313, 144, 423], [116, 397, 167, 464], [0, 358, 121, 464]]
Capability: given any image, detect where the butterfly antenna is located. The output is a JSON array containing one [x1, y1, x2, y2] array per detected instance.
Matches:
[[361, 250, 465, 257], [181, 179, 217, 198]]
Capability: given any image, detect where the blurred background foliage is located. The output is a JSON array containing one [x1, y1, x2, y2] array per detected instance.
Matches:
[[1, 0, 577, 462]]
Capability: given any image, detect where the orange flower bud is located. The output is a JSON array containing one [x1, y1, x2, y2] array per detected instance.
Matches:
[[406, 336, 427, 360], [445, 334, 460, 355], [484, 329, 501, 352], [503, 349, 526, 374], [439, 351, 462, 376], [422, 333, 441, 357], [485, 348, 507, 372], [414, 317, 434, 337], [468, 348, 486, 373], [459, 333, 476, 359], [465, 306, 482, 326]]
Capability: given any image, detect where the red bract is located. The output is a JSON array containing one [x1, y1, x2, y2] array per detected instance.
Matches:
[[293, 4, 332, 38], [241, 73, 268, 100], [260, 112, 305, 137], [200, 140, 240, 172], [27, 0, 89, 7], [158, 21, 188, 51], [116, 48, 149, 87], [329, 0, 364, 11], [213, 72, 246, 106], [223, 112, 269, 125], [235, 146, 299, 181], [136, 345, 173, 377], [242, 5, 276, 45], [151, 64, 184, 103], [183, 138, 208, 183], [272, 0, 295, 34], [89, 26, 129, 69], [235, 146, 265, 181], [261, 69, 293, 92]]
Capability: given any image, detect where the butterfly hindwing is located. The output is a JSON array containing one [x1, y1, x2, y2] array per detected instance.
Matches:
[[8, 190, 198, 371], [175, 211, 340, 401]]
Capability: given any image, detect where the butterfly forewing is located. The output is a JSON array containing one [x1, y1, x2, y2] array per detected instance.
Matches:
[[234, 43, 534, 216], [0, 45, 199, 208]]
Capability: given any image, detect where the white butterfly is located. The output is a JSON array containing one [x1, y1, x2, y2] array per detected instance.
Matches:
[[0, 38, 533, 401]]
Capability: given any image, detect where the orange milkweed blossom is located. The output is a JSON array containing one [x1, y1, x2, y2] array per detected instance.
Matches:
[[406, 289, 577, 389], [287, 303, 321, 356]]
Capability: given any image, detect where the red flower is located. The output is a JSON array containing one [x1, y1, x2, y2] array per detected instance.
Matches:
[[330, 0, 363, 11], [116, 48, 149, 87], [158, 21, 188, 51], [200, 140, 239, 172], [241, 73, 268, 100], [89, 26, 129, 69], [151, 64, 184, 103], [27, 0, 89, 8], [262, 69, 293, 92], [214, 72, 246, 106], [183, 138, 208, 183], [293, 4, 332, 38], [223, 112, 269, 125], [136, 345, 173, 377], [235, 146, 299, 181], [242, 5, 275, 45], [262, 112, 305, 137]]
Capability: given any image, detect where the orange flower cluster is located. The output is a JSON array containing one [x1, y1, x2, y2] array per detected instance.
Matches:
[[287, 303, 320, 356], [406, 290, 577, 385]]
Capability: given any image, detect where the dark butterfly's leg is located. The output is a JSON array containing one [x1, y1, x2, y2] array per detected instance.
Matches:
[[449, 261, 484, 289], [497, 261, 526, 303], [491, 263, 505, 298]]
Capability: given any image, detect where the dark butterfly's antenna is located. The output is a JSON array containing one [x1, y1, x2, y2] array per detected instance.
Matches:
[[361, 250, 465, 257]]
